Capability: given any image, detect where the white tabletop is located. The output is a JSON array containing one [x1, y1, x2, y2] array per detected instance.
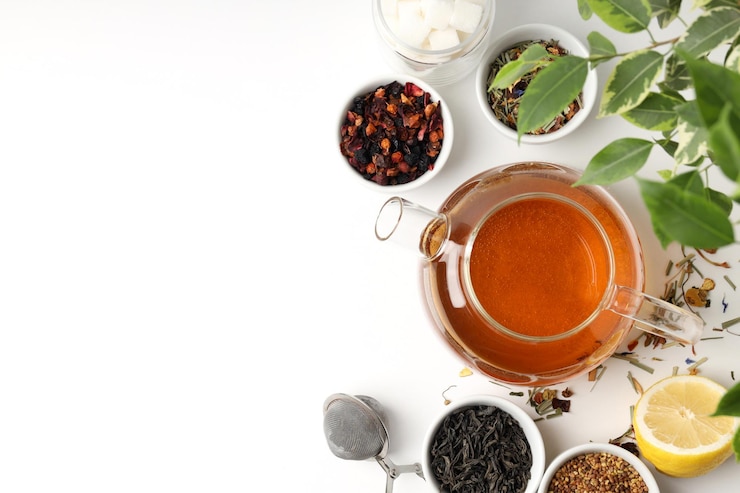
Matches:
[[1, 1, 738, 491]]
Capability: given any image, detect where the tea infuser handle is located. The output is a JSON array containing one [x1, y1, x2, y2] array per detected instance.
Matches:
[[376, 456, 425, 493], [608, 284, 704, 345]]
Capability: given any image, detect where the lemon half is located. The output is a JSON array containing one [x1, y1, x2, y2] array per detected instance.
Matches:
[[633, 375, 739, 478]]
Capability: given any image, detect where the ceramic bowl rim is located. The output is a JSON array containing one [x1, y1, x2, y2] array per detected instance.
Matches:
[[421, 394, 546, 493], [536, 442, 661, 493], [474, 23, 597, 145], [337, 74, 454, 193]]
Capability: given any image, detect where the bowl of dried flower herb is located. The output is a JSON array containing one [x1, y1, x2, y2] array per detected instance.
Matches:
[[538, 442, 660, 493], [338, 75, 453, 192], [423, 394, 545, 493], [474, 24, 597, 145]]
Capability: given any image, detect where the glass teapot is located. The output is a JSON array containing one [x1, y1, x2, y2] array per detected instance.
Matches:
[[375, 162, 704, 386]]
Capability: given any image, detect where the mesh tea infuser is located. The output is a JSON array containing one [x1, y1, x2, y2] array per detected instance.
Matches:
[[323, 393, 424, 493]]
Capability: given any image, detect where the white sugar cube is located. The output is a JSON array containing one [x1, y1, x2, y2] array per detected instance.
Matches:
[[397, 0, 421, 18], [422, 0, 454, 30], [397, 1, 431, 47], [428, 28, 460, 50], [449, 0, 483, 33], [380, 0, 398, 19]]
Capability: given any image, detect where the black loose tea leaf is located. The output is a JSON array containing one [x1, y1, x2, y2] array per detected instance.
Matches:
[[429, 405, 532, 493]]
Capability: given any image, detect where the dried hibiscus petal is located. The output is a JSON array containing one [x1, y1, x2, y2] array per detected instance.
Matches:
[[339, 80, 444, 186]]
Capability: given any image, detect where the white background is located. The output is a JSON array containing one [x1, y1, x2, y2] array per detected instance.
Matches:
[[1, 1, 738, 491]]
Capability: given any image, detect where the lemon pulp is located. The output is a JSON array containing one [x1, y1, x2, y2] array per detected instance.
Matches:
[[633, 375, 738, 478]]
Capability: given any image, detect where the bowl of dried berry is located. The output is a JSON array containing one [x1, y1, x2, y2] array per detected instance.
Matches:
[[422, 394, 545, 493], [475, 24, 597, 144], [538, 442, 659, 493], [338, 76, 453, 192]]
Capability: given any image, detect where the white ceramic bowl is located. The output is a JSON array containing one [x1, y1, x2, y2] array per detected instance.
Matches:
[[538, 442, 660, 493], [337, 75, 453, 193], [475, 23, 597, 145], [422, 394, 545, 493]]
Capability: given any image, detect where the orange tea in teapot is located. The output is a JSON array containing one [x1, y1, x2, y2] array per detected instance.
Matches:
[[378, 162, 704, 385], [420, 163, 645, 385], [468, 194, 612, 338]]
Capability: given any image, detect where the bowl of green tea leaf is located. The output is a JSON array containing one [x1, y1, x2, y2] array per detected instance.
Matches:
[[422, 394, 545, 493], [475, 24, 597, 145]]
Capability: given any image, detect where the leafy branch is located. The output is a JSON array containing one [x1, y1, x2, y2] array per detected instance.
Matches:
[[491, 0, 740, 250], [714, 380, 740, 460]]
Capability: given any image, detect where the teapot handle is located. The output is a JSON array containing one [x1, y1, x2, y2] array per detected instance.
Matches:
[[609, 284, 704, 345]]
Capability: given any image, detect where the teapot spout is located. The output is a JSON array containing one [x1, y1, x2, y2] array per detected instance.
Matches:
[[375, 197, 449, 260]]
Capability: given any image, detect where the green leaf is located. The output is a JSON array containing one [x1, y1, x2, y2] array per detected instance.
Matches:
[[586, 0, 652, 33], [681, 53, 740, 128], [516, 56, 589, 139], [657, 169, 674, 180], [705, 0, 740, 8], [622, 92, 680, 131], [638, 178, 735, 248], [668, 170, 705, 195], [714, 381, 740, 417], [726, 39, 740, 71], [649, 0, 681, 28], [489, 44, 550, 91], [663, 53, 693, 92], [665, 171, 732, 212], [656, 138, 678, 157], [674, 101, 709, 165], [675, 7, 740, 58], [657, 86, 685, 102], [578, 0, 594, 19], [708, 187, 735, 215], [587, 31, 617, 67], [575, 138, 654, 185], [599, 49, 664, 117], [714, 381, 740, 461], [708, 104, 740, 181]]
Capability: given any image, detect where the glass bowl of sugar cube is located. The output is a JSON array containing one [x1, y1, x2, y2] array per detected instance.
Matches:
[[373, 0, 496, 86]]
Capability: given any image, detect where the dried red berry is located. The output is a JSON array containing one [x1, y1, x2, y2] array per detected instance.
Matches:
[[339, 80, 444, 186]]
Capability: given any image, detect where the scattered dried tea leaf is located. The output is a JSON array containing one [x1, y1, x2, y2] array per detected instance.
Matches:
[[685, 287, 709, 307], [459, 367, 473, 377], [542, 388, 557, 401], [552, 397, 571, 412], [528, 387, 571, 418], [687, 356, 708, 374], [627, 337, 639, 351], [700, 278, 716, 291], [627, 371, 643, 395], [441, 385, 456, 405], [695, 248, 731, 268], [724, 275, 736, 291]]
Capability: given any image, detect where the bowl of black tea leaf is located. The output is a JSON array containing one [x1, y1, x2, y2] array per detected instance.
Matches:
[[423, 394, 545, 493]]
